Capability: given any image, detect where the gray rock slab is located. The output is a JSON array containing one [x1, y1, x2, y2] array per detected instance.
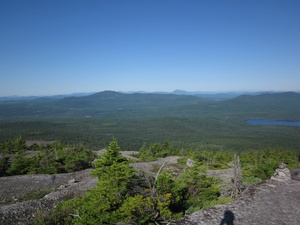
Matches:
[[170, 179, 300, 225]]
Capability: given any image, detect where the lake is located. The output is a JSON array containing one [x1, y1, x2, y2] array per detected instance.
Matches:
[[245, 119, 300, 127]]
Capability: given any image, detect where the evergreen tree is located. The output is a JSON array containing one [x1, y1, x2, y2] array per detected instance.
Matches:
[[92, 137, 127, 168]]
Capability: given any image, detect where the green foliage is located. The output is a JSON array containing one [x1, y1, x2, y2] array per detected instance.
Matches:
[[26, 207, 73, 225], [7, 156, 37, 175], [191, 147, 233, 170], [18, 188, 55, 202], [181, 166, 220, 209], [0, 156, 9, 176], [252, 161, 278, 180], [240, 147, 299, 180], [63, 146, 96, 173], [201, 197, 233, 210], [14, 136, 27, 153], [54, 139, 136, 224], [181, 146, 299, 182], [155, 164, 221, 215], [154, 193, 173, 221], [118, 193, 175, 224], [92, 137, 127, 168], [33, 139, 183, 224], [0, 138, 96, 176], [156, 171, 189, 212], [242, 176, 262, 186], [186, 197, 233, 214], [118, 195, 154, 224], [74, 139, 176, 224], [137, 141, 177, 161]]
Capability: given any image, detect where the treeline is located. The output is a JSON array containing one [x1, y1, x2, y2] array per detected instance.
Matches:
[[0, 137, 96, 176], [137, 141, 299, 182], [1, 137, 299, 183]]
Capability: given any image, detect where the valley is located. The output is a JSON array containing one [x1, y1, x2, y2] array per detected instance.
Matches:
[[0, 91, 299, 151]]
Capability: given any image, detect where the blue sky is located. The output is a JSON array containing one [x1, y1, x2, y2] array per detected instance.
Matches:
[[1, 0, 300, 96]]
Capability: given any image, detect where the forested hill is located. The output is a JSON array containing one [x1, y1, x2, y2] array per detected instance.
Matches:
[[227, 91, 300, 105], [0, 91, 207, 118], [58, 90, 206, 109], [217, 91, 300, 120], [0, 91, 300, 119], [161, 91, 300, 120]]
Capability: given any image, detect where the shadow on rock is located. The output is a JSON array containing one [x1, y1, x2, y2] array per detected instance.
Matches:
[[220, 210, 235, 225]]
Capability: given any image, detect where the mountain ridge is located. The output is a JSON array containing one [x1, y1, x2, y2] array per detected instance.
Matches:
[[0, 91, 299, 119], [2, 90, 299, 101]]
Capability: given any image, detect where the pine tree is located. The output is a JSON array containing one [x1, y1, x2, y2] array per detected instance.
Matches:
[[92, 137, 127, 169]]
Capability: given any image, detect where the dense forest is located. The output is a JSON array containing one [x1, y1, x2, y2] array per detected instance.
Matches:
[[0, 91, 300, 150]]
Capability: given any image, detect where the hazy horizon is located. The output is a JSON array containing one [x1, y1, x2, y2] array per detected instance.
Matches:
[[1, 89, 300, 98], [1, 1, 300, 96]]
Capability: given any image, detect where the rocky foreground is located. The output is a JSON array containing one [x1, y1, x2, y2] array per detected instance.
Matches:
[[170, 179, 300, 225], [0, 169, 97, 224], [0, 153, 300, 225], [171, 163, 300, 225]]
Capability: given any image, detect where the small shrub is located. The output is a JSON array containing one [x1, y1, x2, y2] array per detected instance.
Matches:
[[151, 164, 161, 173], [18, 188, 55, 202], [242, 176, 262, 186], [177, 157, 188, 165]]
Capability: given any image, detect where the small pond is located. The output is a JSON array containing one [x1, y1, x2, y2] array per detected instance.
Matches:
[[245, 119, 300, 127]]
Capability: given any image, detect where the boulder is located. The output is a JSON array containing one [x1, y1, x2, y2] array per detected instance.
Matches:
[[186, 158, 195, 167], [67, 178, 76, 185]]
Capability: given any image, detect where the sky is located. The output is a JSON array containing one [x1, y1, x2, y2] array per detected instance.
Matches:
[[0, 0, 300, 96]]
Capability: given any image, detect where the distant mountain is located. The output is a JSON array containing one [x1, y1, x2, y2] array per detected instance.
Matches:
[[122, 90, 288, 101], [171, 90, 193, 95], [0, 91, 207, 117], [56, 90, 207, 111], [213, 91, 300, 120], [0, 96, 41, 101], [195, 93, 242, 101], [3, 90, 298, 102], [172, 90, 287, 100], [47, 92, 97, 99], [161, 91, 300, 120], [0, 91, 299, 120], [221, 91, 300, 109], [0, 92, 96, 102]]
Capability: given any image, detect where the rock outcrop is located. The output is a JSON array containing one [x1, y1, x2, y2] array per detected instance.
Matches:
[[171, 179, 300, 225], [171, 163, 300, 225], [0, 169, 97, 224]]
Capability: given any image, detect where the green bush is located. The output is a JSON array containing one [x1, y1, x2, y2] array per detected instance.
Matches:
[[1, 138, 96, 176], [18, 188, 55, 202]]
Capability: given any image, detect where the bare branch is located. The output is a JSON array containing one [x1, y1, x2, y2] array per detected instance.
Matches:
[[152, 159, 168, 196]]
